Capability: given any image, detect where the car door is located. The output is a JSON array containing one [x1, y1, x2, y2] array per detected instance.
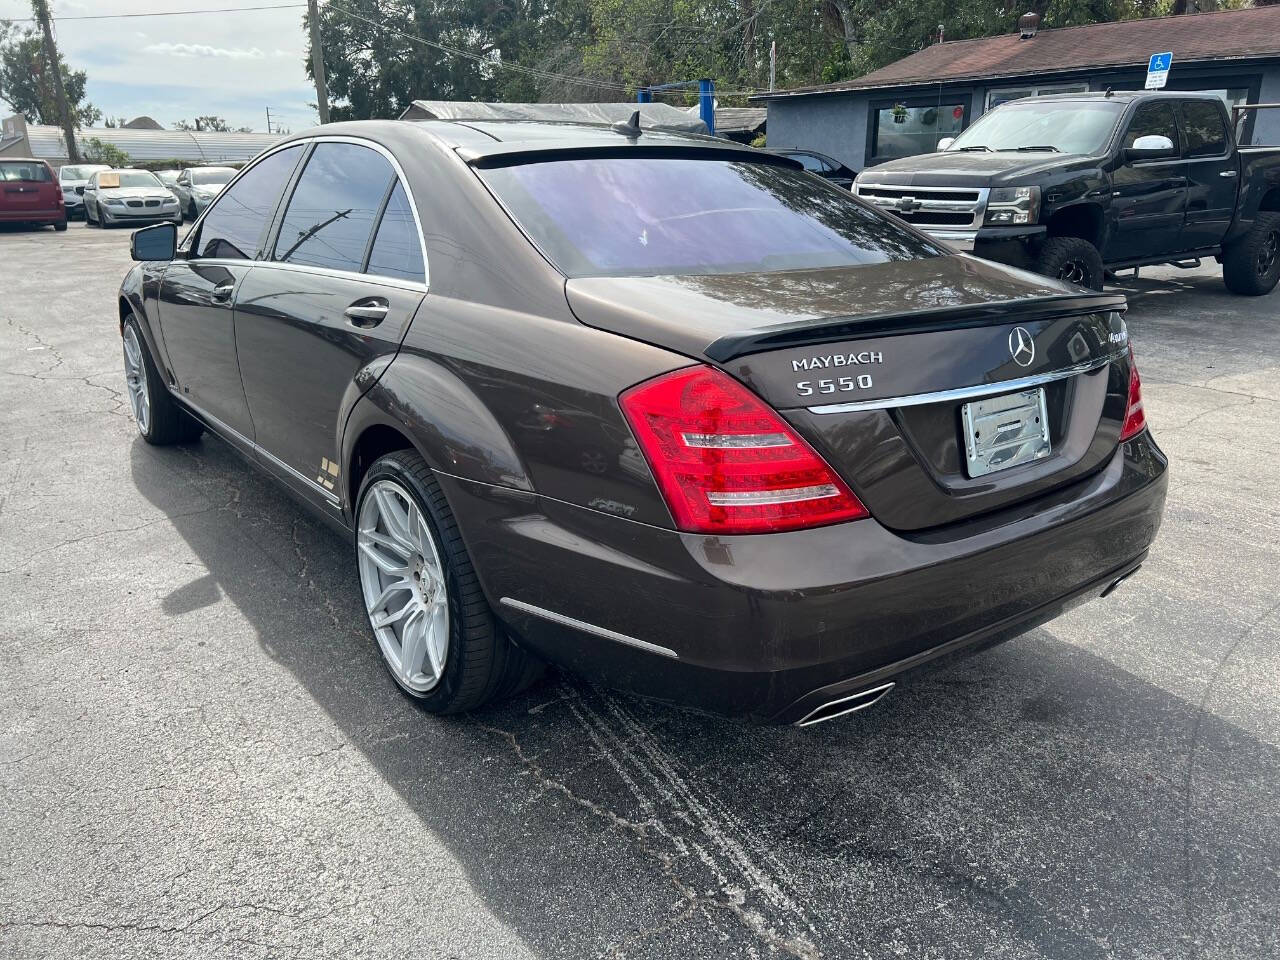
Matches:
[[234, 140, 426, 501], [1179, 99, 1238, 251], [154, 145, 306, 447], [1107, 100, 1187, 263], [82, 171, 99, 220], [174, 170, 192, 212]]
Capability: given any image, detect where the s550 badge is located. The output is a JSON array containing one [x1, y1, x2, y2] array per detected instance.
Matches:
[[793, 350, 881, 397]]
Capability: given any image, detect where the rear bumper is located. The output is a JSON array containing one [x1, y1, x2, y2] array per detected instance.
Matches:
[[444, 433, 1167, 722], [0, 208, 63, 223]]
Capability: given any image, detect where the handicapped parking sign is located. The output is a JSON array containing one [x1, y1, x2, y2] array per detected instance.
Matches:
[[1145, 52, 1173, 89]]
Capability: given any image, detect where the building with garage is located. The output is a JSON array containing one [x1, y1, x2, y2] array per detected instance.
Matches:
[[0, 115, 281, 168], [755, 5, 1280, 173]]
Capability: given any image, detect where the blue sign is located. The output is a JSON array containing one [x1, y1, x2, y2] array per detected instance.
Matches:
[[1145, 51, 1173, 89]]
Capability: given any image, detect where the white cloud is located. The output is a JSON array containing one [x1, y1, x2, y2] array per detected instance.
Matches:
[[143, 42, 266, 60]]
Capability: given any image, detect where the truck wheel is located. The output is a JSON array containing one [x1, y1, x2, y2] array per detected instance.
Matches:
[[1222, 213, 1280, 296], [1035, 237, 1105, 291], [355, 450, 541, 714]]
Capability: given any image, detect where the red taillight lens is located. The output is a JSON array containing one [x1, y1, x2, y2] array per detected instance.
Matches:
[[1119, 346, 1146, 442], [619, 365, 869, 534]]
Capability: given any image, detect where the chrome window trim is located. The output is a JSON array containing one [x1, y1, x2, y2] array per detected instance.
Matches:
[[499, 597, 678, 659], [808, 353, 1117, 415], [180, 135, 430, 288]]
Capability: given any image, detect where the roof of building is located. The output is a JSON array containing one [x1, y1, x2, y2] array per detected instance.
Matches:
[[123, 116, 163, 130], [398, 100, 710, 135], [713, 106, 767, 135], [756, 5, 1280, 99], [20, 124, 282, 162]]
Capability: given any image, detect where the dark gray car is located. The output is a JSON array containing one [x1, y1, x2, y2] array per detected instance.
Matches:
[[116, 119, 1167, 726]]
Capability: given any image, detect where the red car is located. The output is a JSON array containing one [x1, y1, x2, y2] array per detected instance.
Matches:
[[0, 158, 67, 231]]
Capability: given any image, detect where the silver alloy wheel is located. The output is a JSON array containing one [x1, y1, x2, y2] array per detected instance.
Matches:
[[1059, 259, 1088, 286], [122, 325, 151, 434], [357, 479, 449, 693]]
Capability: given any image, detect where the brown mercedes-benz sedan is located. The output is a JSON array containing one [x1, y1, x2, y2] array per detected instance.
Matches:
[[117, 117, 1166, 725]]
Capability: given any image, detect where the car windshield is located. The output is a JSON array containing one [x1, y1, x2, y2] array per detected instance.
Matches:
[[60, 165, 108, 180], [154, 170, 179, 185], [0, 161, 51, 182], [480, 156, 941, 278], [101, 171, 163, 188], [193, 169, 234, 185], [947, 100, 1125, 155]]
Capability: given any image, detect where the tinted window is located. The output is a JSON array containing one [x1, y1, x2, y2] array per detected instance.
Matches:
[[480, 157, 942, 278], [0, 161, 51, 182], [193, 168, 235, 185], [274, 143, 393, 272], [1181, 101, 1228, 158], [366, 182, 425, 283], [1122, 102, 1179, 152], [792, 153, 827, 172], [196, 145, 302, 260], [873, 103, 966, 160]]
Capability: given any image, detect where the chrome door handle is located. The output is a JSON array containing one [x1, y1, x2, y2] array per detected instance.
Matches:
[[344, 300, 388, 327], [1220, 170, 1239, 178], [211, 282, 234, 303]]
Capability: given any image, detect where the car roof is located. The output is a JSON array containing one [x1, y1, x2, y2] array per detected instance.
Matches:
[[1, 157, 50, 164], [1026, 90, 1227, 105]]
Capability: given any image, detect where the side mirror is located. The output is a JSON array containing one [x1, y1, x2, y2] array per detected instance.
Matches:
[[75, 186, 85, 195], [1124, 134, 1176, 163], [131, 222, 177, 262], [937, 137, 956, 151]]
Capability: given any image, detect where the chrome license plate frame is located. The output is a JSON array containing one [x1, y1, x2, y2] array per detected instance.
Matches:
[[961, 387, 1051, 478]]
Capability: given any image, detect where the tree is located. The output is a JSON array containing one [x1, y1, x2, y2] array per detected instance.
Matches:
[[172, 116, 232, 132], [81, 137, 129, 166], [0, 23, 100, 126]]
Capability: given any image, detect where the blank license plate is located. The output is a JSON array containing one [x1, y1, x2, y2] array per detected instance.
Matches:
[[961, 388, 1051, 478]]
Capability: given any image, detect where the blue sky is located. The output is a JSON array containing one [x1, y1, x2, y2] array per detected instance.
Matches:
[[0, 0, 320, 132]]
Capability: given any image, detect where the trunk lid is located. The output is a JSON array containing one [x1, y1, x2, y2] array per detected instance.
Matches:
[[566, 254, 1131, 531], [0, 161, 58, 213]]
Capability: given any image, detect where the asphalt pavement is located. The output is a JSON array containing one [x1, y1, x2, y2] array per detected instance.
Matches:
[[2, 222, 1278, 959]]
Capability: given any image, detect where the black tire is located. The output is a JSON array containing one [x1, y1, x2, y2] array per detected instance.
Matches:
[[54, 218, 67, 232], [1035, 236, 1105, 291], [186, 200, 197, 222], [122, 314, 203, 445], [356, 450, 541, 714], [1222, 213, 1280, 297]]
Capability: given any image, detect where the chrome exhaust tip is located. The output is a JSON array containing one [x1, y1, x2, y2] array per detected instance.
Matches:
[[795, 681, 895, 728]]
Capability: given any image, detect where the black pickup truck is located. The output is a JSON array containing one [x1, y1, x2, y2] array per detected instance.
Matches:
[[854, 91, 1280, 295]]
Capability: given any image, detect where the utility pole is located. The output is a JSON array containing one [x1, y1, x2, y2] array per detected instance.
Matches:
[[32, 0, 79, 162], [308, 0, 330, 125], [769, 41, 776, 92], [265, 106, 273, 134]]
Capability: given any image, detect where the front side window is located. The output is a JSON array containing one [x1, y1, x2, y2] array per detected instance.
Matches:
[[1181, 101, 1228, 158], [480, 156, 942, 278], [872, 103, 966, 160], [195, 145, 303, 260], [1122, 102, 1180, 153], [366, 182, 425, 283], [274, 143, 394, 272]]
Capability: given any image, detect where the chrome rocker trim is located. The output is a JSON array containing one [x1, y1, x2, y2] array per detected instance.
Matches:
[[499, 597, 679, 659]]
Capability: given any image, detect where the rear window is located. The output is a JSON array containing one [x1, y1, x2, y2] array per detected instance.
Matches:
[[479, 156, 942, 278], [0, 161, 51, 182]]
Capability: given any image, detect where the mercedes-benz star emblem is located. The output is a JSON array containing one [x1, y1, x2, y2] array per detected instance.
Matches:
[[1008, 326, 1036, 367]]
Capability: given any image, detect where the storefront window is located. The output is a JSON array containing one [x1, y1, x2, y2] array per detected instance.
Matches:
[[871, 103, 966, 161], [986, 83, 1088, 110]]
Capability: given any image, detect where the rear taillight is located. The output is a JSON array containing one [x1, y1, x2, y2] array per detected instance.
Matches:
[[1119, 345, 1146, 442], [619, 365, 869, 534]]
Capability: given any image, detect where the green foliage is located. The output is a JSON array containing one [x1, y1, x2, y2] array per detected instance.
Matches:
[[172, 116, 233, 132], [0, 23, 100, 126], [307, 0, 1254, 118], [81, 137, 130, 166]]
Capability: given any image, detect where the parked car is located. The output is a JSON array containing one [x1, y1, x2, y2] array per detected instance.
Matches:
[[82, 169, 182, 228], [0, 158, 66, 231], [152, 169, 182, 200], [117, 119, 1167, 725], [57, 163, 110, 220], [172, 166, 237, 221], [854, 91, 1280, 295], [774, 149, 857, 189]]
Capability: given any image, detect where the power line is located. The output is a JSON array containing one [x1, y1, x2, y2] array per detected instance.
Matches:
[[0, 2, 305, 23]]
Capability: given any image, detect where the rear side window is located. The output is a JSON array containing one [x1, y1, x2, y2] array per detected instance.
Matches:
[[479, 156, 942, 278], [196, 145, 303, 260], [1181, 101, 1228, 158], [274, 143, 394, 272], [0, 161, 51, 182], [1122, 102, 1180, 152], [366, 182, 425, 283]]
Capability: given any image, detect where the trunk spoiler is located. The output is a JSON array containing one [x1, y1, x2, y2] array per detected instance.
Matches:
[[703, 292, 1128, 362]]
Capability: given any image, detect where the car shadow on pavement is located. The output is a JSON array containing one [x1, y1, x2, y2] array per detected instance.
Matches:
[[128, 433, 1279, 959]]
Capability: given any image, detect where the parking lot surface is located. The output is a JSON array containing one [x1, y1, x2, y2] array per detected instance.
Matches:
[[2, 223, 1278, 959]]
